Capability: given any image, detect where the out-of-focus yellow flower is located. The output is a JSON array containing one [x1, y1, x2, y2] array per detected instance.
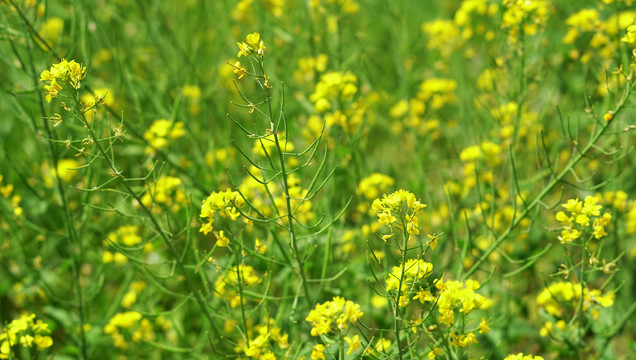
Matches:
[[622, 24, 636, 47], [504, 353, 544, 360], [237, 32, 266, 58]]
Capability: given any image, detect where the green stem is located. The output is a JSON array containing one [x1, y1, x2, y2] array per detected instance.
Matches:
[[392, 220, 410, 360], [599, 300, 636, 355], [22, 27, 88, 360], [578, 235, 590, 342], [75, 106, 219, 337], [258, 58, 314, 307], [229, 233, 250, 349]]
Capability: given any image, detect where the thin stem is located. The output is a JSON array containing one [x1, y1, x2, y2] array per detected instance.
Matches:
[[229, 232, 250, 349], [75, 105, 219, 337], [392, 219, 410, 360], [22, 25, 88, 360], [257, 57, 314, 307], [578, 236, 588, 341]]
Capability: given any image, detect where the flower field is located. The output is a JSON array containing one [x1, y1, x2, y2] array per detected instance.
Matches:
[[2, 0, 636, 359]]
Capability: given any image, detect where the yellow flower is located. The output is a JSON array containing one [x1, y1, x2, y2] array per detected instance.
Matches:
[[622, 24, 636, 48], [306, 297, 364, 336], [344, 335, 361, 355], [311, 344, 326, 360], [237, 32, 267, 58], [40, 59, 86, 102], [232, 61, 247, 79], [479, 317, 490, 333], [199, 188, 246, 238], [504, 353, 544, 360]]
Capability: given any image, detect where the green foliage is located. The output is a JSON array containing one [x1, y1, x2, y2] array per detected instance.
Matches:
[[1, 0, 636, 359]]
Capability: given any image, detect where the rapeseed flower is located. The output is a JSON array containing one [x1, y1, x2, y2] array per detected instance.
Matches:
[[385, 259, 434, 307], [556, 196, 611, 242], [214, 265, 261, 307], [237, 32, 266, 58], [311, 344, 326, 360], [199, 189, 245, 245], [104, 311, 155, 350], [622, 23, 636, 48], [357, 173, 395, 201], [504, 354, 544, 360], [40, 59, 86, 102], [431, 278, 489, 325], [305, 297, 363, 336], [536, 282, 614, 318], [0, 313, 53, 359], [140, 176, 186, 213], [344, 335, 361, 355], [143, 119, 185, 154]]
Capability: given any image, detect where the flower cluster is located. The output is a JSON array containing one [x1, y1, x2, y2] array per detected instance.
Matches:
[[421, 20, 463, 58], [239, 319, 289, 359], [0, 175, 23, 217], [501, 0, 551, 44], [237, 32, 266, 58], [385, 259, 433, 307], [357, 173, 395, 202], [417, 78, 458, 110], [143, 119, 185, 154], [0, 313, 53, 359], [309, 71, 358, 113], [199, 189, 246, 246], [102, 225, 147, 265], [311, 344, 326, 360], [121, 281, 147, 308], [104, 311, 155, 350], [555, 196, 612, 243], [294, 54, 328, 83], [504, 354, 544, 360], [417, 279, 489, 325], [40, 59, 86, 102], [310, 0, 360, 15], [536, 281, 614, 320], [214, 264, 261, 307], [454, 0, 498, 41], [305, 297, 363, 336], [80, 87, 114, 123], [140, 175, 186, 214], [372, 190, 427, 238], [108, 225, 142, 247]]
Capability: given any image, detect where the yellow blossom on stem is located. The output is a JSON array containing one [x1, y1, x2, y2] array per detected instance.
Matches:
[[536, 281, 614, 318], [214, 264, 261, 307], [622, 24, 636, 48], [199, 188, 245, 242], [237, 32, 266, 58], [344, 335, 361, 355], [233, 61, 247, 79], [504, 353, 545, 360], [311, 344, 326, 360], [40, 59, 86, 102], [0, 314, 53, 359], [305, 297, 363, 336]]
